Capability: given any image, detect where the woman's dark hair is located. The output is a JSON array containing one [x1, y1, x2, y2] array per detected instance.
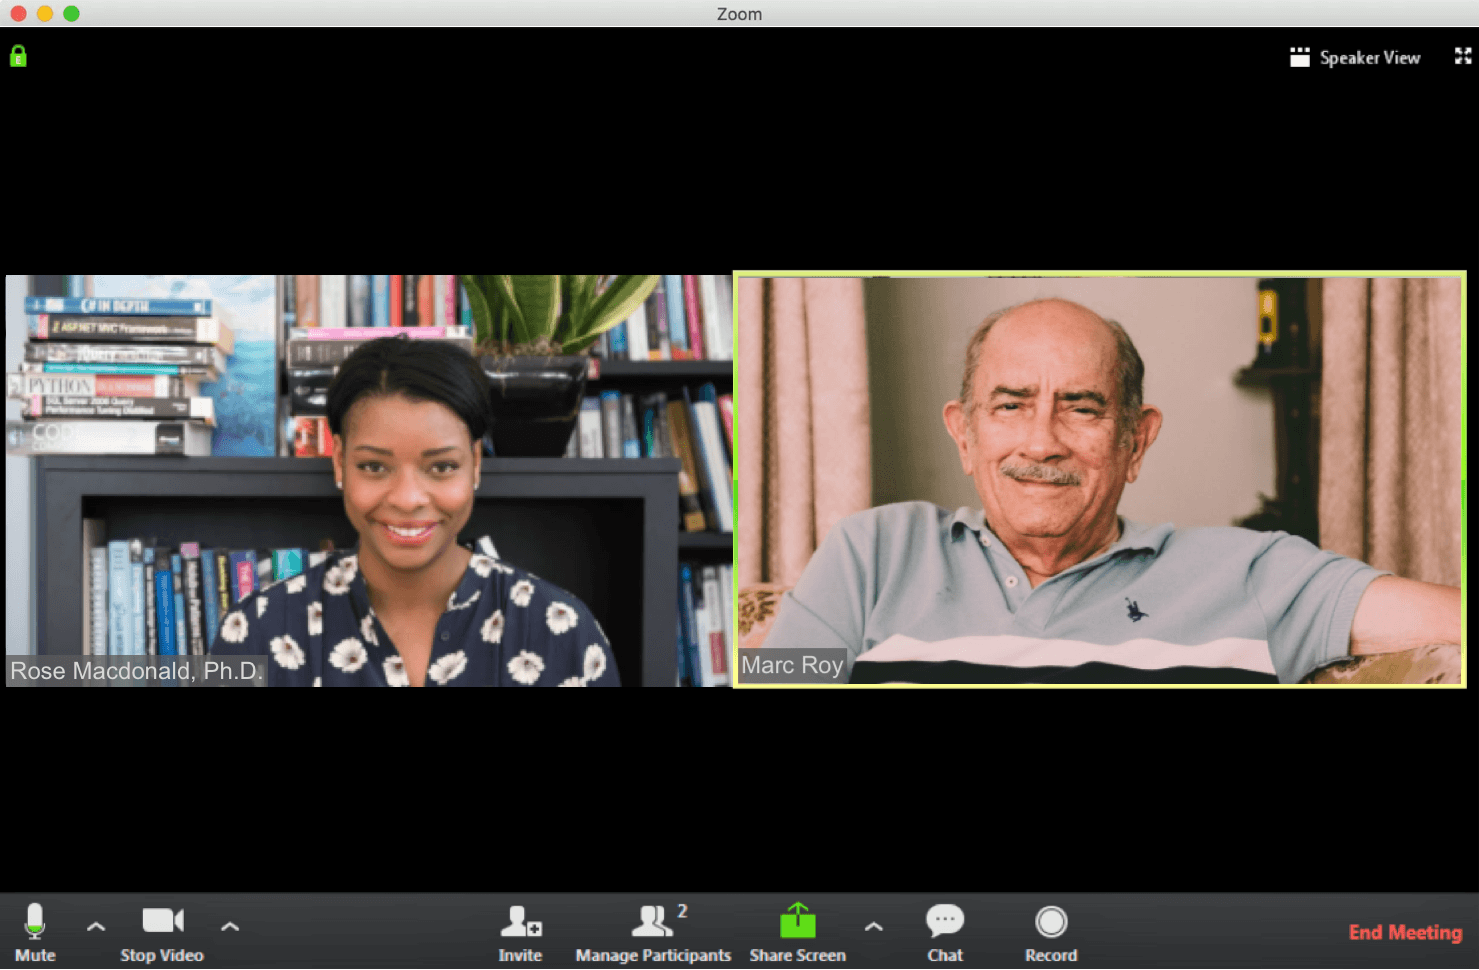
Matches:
[[326, 336, 492, 449]]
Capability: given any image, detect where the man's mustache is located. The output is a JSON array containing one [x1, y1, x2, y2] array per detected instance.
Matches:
[[1001, 461, 1081, 486]]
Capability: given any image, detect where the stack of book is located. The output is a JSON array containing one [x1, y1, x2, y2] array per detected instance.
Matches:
[[593, 275, 733, 362], [677, 562, 735, 687], [285, 322, 474, 457], [568, 381, 734, 534], [79, 516, 333, 660], [6, 296, 230, 457]]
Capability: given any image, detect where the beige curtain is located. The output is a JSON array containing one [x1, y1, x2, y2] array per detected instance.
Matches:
[[1319, 278, 1461, 585], [737, 278, 872, 587]]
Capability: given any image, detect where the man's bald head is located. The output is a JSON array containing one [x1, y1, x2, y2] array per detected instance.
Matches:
[[958, 298, 1146, 451]]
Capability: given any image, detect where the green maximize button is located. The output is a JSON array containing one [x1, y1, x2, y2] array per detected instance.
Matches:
[[781, 902, 816, 938]]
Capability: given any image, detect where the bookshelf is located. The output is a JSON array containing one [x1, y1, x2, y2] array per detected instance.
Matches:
[[34, 456, 680, 687], [585, 349, 735, 686]]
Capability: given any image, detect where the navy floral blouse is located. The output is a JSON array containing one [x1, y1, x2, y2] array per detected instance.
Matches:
[[209, 536, 619, 686]]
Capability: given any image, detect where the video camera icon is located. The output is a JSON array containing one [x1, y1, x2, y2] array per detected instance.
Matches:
[[143, 909, 184, 933]]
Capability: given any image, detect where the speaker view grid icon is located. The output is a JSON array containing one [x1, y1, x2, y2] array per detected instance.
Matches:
[[1291, 47, 1311, 67]]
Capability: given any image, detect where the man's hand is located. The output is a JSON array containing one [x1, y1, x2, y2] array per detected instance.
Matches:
[[1349, 576, 1461, 655]]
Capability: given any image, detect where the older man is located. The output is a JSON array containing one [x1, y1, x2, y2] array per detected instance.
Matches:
[[762, 298, 1461, 683]]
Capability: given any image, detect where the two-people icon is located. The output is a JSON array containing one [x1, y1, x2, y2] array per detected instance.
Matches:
[[501, 906, 542, 938], [631, 905, 673, 937]]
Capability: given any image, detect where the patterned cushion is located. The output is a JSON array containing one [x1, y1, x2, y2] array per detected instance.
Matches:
[[1301, 642, 1460, 684], [739, 585, 1459, 684]]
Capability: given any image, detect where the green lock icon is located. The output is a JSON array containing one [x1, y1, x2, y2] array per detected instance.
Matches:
[[11, 45, 25, 67], [780, 902, 816, 939]]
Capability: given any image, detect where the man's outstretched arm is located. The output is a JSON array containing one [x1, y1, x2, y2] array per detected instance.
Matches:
[[1349, 576, 1461, 655]]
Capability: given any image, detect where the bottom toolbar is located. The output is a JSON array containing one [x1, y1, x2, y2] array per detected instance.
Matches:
[[6, 893, 1474, 968]]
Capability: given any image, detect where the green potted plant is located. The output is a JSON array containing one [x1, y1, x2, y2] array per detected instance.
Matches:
[[461, 275, 659, 456]]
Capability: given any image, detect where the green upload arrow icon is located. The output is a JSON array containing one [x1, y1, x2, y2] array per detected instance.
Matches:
[[781, 902, 816, 939]]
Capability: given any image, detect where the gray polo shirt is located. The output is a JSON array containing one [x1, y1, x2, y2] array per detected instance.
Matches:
[[764, 502, 1391, 684]]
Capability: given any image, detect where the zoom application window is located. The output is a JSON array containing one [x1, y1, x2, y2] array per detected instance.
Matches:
[[6, 894, 1475, 967]]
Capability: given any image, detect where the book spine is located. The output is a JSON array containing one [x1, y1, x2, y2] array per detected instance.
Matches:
[[107, 540, 130, 656], [712, 275, 734, 360], [200, 547, 220, 651], [319, 276, 347, 330], [273, 548, 305, 581], [24, 297, 212, 316], [180, 543, 205, 656], [348, 275, 372, 329], [432, 275, 447, 328], [648, 288, 670, 360], [654, 395, 675, 460], [719, 563, 735, 674], [30, 315, 233, 352], [22, 362, 218, 378], [289, 326, 472, 340], [665, 402, 709, 532], [680, 564, 705, 686], [664, 276, 689, 359], [5, 420, 212, 456], [563, 424, 579, 458], [129, 539, 145, 656], [9, 372, 194, 399], [676, 566, 695, 687], [625, 303, 649, 361], [620, 393, 641, 458], [214, 550, 232, 631], [691, 400, 735, 533], [389, 276, 403, 327], [578, 397, 604, 458], [417, 275, 434, 326], [24, 341, 223, 367], [229, 551, 256, 604], [171, 554, 187, 655], [287, 338, 471, 366], [718, 394, 734, 457], [600, 390, 623, 459], [143, 549, 157, 658], [90, 546, 108, 656], [403, 275, 420, 327], [296, 275, 319, 327], [154, 554, 176, 656], [693, 568, 715, 687], [700, 275, 729, 362], [372, 275, 390, 327], [458, 280, 472, 328], [287, 370, 334, 416], [683, 275, 706, 360], [444, 276, 457, 330], [282, 274, 297, 329], [256, 551, 274, 590], [702, 566, 730, 684], [23, 395, 214, 424], [681, 390, 719, 531]]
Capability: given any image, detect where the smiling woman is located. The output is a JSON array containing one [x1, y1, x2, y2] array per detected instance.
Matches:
[[208, 336, 619, 687]]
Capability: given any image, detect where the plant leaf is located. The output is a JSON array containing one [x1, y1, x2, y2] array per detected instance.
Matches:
[[573, 275, 660, 344], [491, 276, 529, 345], [460, 276, 495, 349], [559, 275, 599, 344], [507, 275, 559, 346]]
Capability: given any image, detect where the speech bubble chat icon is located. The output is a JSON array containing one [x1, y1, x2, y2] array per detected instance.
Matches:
[[926, 903, 964, 938]]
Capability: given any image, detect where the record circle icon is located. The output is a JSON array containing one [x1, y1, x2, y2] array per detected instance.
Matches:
[[1036, 906, 1067, 939]]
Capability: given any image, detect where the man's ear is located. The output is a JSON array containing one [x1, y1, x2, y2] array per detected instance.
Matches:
[[942, 400, 974, 476], [1123, 406, 1163, 484]]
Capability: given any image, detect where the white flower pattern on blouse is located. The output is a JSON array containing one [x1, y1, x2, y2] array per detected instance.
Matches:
[[271, 634, 305, 669], [427, 650, 467, 685], [546, 602, 577, 635], [508, 650, 545, 685], [329, 637, 368, 673], [209, 537, 617, 687]]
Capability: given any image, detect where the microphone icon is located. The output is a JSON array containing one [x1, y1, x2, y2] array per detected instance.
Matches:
[[26, 902, 45, 940]]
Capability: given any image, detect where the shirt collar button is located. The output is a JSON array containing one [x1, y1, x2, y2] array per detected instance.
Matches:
[[1005, 575, 1017, 587]]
